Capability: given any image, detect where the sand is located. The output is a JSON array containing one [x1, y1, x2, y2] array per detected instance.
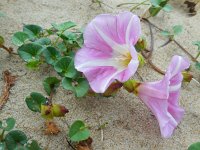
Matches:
[[0, 0, 200, 149]]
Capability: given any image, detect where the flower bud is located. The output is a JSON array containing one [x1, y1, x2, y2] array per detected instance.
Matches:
[[138, 53, 145, 67], [52, 104, 69, 117], [182, 71, 193, 82], [102, 81, 123, 97], [41, 104, 53, 120], [123, 80, 140, 95], [135, 37, 147, 52]]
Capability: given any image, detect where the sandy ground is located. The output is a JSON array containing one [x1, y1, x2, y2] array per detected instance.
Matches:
[[0, 0, 200, 149]]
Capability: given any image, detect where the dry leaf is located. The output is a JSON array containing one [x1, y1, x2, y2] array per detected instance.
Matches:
[[0, 70, 16, 110], [76, 137, 93, 150], [44, 121, 60, 135], [184, 0, 199, 16]]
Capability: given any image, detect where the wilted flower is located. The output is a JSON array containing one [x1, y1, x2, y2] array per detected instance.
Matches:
[[75, 12, 141, 93]]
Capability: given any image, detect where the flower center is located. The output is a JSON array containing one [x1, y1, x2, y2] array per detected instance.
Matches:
[[121, 52, 132, 67]]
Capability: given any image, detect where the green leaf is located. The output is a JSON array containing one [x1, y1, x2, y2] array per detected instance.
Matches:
[[12, 32, 29, 46], [193, 41, 200, 51], [18, 43, 43, 62], [52, 21, 76, 31], [56, 42, 67, 52], [60, 31, 77, 43], [173, 25, 183, 36], [43, 77, 60, 95], [43, 47, 61, 65], [5, 130, 28, 150], [0, 118, 15, 131], [25, 60, 41, 70], [0, 142, 6, 150], [150, 0, 162, 6], [68, 120, 90, 142], [0, 11, 5, 17], [160, 30, 171, 37], [0, 35, 5, 46], [54, 57, 78, 78], [34, 38, 51, 46], [195, 62, 200, 70], [26, 140, 42, 150], [25, 92, 46, 112], [188, 142, 200, 150], [163, 4, 173, 12], [149, 6, 162, 16], [23, 25, 43, 38], [62, 77, 89, 97]]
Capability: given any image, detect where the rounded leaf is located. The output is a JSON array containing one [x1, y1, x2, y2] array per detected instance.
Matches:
[[23, 24, 43, 38], [54, 57, 77, 78], [43, 47, 61, 65], [68, 120, 90, 142], [52, 21, 76, 31], [188, 142, 200, 150], [43, 76, 60, 95], [12, 32, 29, 46], [26, 140, 42, 150], [34, 37, 51, 46], [5, 130, 28, 150], [18, 43, 43, 62], [0, 117, 15, 131], [25, 92, 46, 112]]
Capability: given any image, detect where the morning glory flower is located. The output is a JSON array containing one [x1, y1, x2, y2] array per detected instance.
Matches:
[[137, 55, 190, 138], [75, 12, 141, 93]]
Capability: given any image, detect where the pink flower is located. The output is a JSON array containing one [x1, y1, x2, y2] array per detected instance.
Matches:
[[75, 12, 141, 93], [137, 55, 190, 138]]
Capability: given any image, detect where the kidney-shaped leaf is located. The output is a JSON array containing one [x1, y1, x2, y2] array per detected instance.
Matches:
[[25, 92, 46, 112], [54, 57, 77, 78], [23, 24, 43, 38], [188, 142, 200, 150], [0, 117, 15, 131], [26, 140, 42, 150], [62, 77, 89, 98], [68, 120, 90, 142], [52, 21, 76, 31], [12, 32, 29, 46], [43, 47, 61, 65], [5, 130, 28, 150], [18, 43, 43, 62], [43, 76, 60, 95]]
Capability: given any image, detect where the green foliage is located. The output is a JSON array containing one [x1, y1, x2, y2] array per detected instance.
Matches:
[[14, 21, 89, 98], [5, 130, 28, 150], [12, 32, 29, 46], [52, 21, 76, 31], [0, 118, 42, 150], [43, 77, 60, 95], [195, 62, 200, 70], [25, 92, 46, 112], [43, 47, 61, 65], [0, 118, 15, 131], [149, 0, 172, 17], [23, 24, 43, 39], [193, 41, 200, 51], [68, 120, 90, 142], [161, 25, 183, 39], [18, 43, 44, 62], [62, 77, 89, 98], [188, 142, 200, 150], [0, 35, 5, 46], [54, 56, 78, 78]]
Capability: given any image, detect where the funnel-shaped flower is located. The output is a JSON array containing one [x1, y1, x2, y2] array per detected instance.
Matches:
[[137, 55, 190, 138], [75, 12, 141, 93]]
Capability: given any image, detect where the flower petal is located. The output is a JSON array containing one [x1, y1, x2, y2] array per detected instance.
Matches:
[[84, 12, 141, 51], [83, 66, 121, 93]]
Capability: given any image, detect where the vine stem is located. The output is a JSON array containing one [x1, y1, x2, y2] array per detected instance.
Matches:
[[195, 51, 200, 60], [0, 130, 5, 141], [130, 0, 149, 11], [141, 18, 198, 62], [117, 2, 149, 7]]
